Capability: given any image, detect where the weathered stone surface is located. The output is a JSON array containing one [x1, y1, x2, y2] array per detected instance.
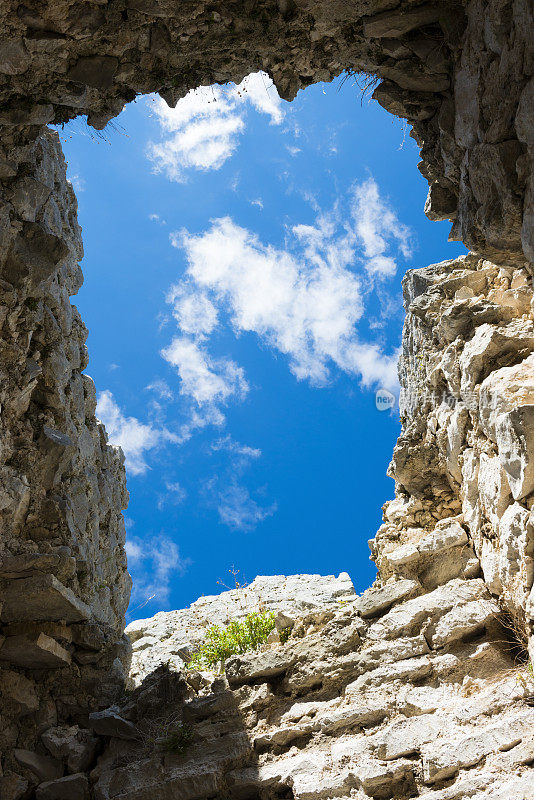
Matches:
[[0, 773, 28, 800], [13, 749, 63, 782], [36, 773, 89, 800], [430, 598, 499, 647], [353, 578, 419, 618], [41, 726, 98, 773], [88, 708, 138, 740], [0, 633, 71, 668], [363, 6, 445, 39], [0, 669, 39, 713], [422, 712, 534, 783], [0, 1, 533, 797], [126, 572, 354, 684], [0, 574, 91, 623], [0, 553, 76, 581], [495, 405, 534, 500]]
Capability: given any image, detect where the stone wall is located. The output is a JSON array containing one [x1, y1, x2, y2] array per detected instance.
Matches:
[[0, 0, 533, 797], [378, 253, 534, 661], [0, 130, 131, 797], [81, 557, 534, 799]]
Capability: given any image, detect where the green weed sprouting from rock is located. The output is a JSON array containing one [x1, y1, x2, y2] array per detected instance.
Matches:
[[189, 611, 276, 669], [158, 722, 194, 754], [279, 626, 292, 644]]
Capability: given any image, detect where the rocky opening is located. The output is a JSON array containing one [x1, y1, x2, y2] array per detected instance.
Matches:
[[0, 1, 533, 798]]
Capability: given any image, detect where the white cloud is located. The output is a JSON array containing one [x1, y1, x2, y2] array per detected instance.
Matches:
[[168, 179, 407, 390], [68, 173, 86, 192], [161, 337, 248, 406], [236, 72, 283, 124], [146, 378, 174, 401], [97, 390, 176, 475], [166, 285, 218, 337], [211, 435, 261, 462], [157, 481, 187, 511], [353, 178, 412, 276], [147, 72, 283, 181], [205, 436, 275, 532], [126, 534, 190, 607], [217, 483, 276, 531]]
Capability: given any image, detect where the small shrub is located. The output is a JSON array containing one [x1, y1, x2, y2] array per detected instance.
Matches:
[[279, 626, 292, 644], [137, 715, 193, 758], [158, 723, 194, 754], [189, 611, 276, 669]]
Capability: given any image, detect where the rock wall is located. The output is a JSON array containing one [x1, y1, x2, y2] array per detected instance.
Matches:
[[0, 130, 131, 798], [85, 562, 534, 800], [380, 253, 534, 660], [0, 0, 533, 798]]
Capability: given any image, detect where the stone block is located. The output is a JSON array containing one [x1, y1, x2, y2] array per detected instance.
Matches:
[[375, 714, 449, 760], [0, 633, 71, 668], [41, 725, 98, 773], [422, 714, 533, 783], [225, 649, 293, 685], [88, 708, 138, 740], [354, 579, 419, 618], [318, 698, 389, 732], [369, 579, 486, 641], [0, 773, 28, 800], [0, 553, 76, 581], [495, 405, 534, 500], [3, 621, 73, 643], [355, 757, 414, 795], [0, 668, 38, 712], [68, 56, 118, 90], [363, 6, 443, 38], [13, 749, 63, 782], [346, 655, 432, 693], [1, 574, 90, 623], [430, 599, 498, 647], [36, 773, 89, 800]]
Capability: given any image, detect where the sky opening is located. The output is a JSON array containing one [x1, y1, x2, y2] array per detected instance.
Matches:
[[56, 72, 465, 619]]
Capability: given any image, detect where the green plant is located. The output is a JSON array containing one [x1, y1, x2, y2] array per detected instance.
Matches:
[[158, 722, 194, 754], [189, 611, 276, 669], [279, 626, 292, 644]]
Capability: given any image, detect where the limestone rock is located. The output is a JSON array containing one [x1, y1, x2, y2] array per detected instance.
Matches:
[[354, 579, 420, 618], [41, 726, 98, 773], [13, 749, 63, 782], [36, 773, 89, 800], [495, 405, 534, 500], [88, 708, 138, 740], [126, 573, 354, 685], [0, 669, 38, 713], [0, 774, 28, 800], [0, 574, 91, 623], [0, 633, 71, 668]]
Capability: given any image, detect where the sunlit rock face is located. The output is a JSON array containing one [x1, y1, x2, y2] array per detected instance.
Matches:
[[0, 0, 533, 797], [89, 563, 534, 799]]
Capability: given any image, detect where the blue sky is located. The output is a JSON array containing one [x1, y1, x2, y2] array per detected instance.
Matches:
[[56, 73, 465, 620]]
